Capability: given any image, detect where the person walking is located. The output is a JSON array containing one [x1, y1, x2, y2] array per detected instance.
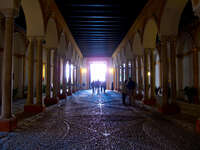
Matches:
[[103, 81, 106, 93], [91, 81, 95, 94], [127, 78, 137, 105], [121, 80, 128, 105]]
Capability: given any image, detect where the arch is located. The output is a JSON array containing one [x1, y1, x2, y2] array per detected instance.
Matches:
[[125, 41, 133, 59], [57, 32, 67, 56], [45, 18, 58, 49], [160, 0, 188, 35], [177, 32, 193, 54], [191, 0, 200, 9], [143, 18, 158, 48], [66, 42, 73, 60], [116, 53, 121, 66], [21, 0, 44, 36], [120, 48, 126, 63], [132, 32, 144, 56]]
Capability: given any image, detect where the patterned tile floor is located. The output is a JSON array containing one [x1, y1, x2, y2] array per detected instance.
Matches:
[[0, 90, 200, 150]]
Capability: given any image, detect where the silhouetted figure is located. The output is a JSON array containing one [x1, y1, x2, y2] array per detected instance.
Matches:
[[122, 80, 128, 105], [95, 80, 100, 95], [111, 82, 114, 90], [102, 81, 106, 93], [127, 78, 137, 105], [100, 81, 103, 93], [91, 81, 95, 94]]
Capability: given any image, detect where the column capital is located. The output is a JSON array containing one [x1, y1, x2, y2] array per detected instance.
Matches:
[[1, 8, 17, 18], [36, 36, 44, 41], [193, 6, 200, 18]]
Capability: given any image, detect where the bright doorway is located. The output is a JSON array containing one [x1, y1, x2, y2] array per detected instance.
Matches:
[[90, 62, 107, 82]]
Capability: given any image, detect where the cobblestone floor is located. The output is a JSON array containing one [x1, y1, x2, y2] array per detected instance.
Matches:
[[0, 90, 200, 150]]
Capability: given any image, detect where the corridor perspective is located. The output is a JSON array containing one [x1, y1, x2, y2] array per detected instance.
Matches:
[[0, 0, 200, 149]]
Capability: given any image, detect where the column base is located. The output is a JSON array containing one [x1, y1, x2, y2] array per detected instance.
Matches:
[[0, 116, 17, 132], [143, 98, 156, 106], [58, 93, 67, 100], [196, 118, 200, 134], [44, 97, 59, 106], [24, 105, 45, 114], [158, 103, 181, 115]]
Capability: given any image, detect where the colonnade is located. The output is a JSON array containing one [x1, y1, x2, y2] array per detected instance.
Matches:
[[0, 6, 82, 131]]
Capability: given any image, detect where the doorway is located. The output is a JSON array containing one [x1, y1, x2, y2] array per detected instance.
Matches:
[[90, 61, 107, 83]]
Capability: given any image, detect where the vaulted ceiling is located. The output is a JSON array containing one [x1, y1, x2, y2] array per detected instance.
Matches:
[[55, 0, 148, 57]]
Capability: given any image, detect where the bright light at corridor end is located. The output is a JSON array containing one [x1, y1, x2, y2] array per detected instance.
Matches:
[[90, 63, 107, 82], [81, 68, 87, 73], [109, 68, 114, 74]]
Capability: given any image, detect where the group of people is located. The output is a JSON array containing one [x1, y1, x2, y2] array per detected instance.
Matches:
[[121, 78, 137, 105], [91, 80, 107, 95]]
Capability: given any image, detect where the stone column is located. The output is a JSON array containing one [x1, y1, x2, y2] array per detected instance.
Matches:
[[45, 48, 51, 99], [193, 47, 199, 104], [72, 65, 76, 93], [160, 36, 169, 105], [53, 50, 58, 99], [193, 4, 200, 134], [170, 37, 177, 103], [138, 56, 143, 94], [125, 60, 129, 80], [36, 37, 43, 105], [177, 56, 183, 96], [150, 49, 155, 99], [0, 9, 17, 131], [117, 65, 120, 90], [75, 65, 78, 91], [68, 60, 72, 95], [121, 63, 124, 82], [132, 58, 136, 82], [77, 65, 80, 90], [62, 58, 67, 95], [57, 56, 61, 96], [115, 66, 118, 90], [26, 37, 34, 105], [1, 10, 14, 119], [80, 65, 82, 89], [144, 49, 149, 100]]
